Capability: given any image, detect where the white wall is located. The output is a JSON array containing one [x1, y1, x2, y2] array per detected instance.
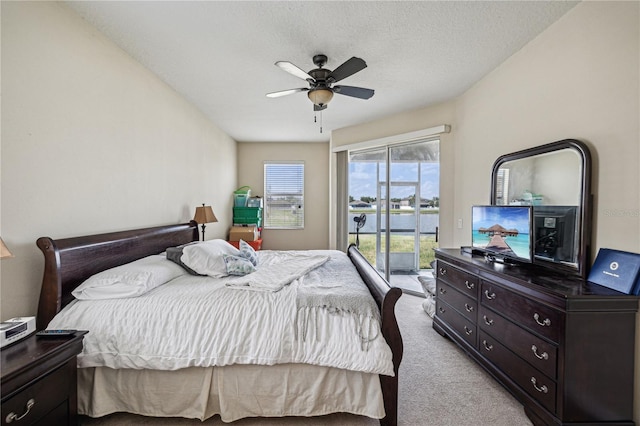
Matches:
[[332, 1, 639, 420], [451, 1, 639, 254], [1, 2, 237, 320], [237, 142, 329, 250]]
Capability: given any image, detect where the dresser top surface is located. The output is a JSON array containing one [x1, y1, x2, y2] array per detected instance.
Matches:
[[436, 248, 638, 301]]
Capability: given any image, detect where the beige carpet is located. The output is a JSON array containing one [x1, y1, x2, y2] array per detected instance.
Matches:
[[79, 294, 533, 426]]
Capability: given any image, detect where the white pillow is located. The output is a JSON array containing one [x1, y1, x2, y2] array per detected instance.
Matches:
[[72, 255, 186, 300], [180, 239, 240, 278]]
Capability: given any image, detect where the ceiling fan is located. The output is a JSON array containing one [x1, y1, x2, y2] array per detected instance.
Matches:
[[266, 54, 374, 111]]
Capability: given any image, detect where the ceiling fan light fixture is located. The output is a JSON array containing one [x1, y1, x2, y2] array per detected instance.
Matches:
[[308, 88, 333, 106], [268, 55, 372, 112]]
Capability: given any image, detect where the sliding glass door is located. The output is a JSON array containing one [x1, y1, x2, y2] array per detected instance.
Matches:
[[348, 139, 440, 291]]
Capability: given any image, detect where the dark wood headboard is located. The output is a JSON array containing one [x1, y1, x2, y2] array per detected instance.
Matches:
[[36, 222, 199, 329]]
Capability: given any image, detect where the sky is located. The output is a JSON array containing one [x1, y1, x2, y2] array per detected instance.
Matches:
[[472, 206, 531, 234], [348, 161, 439, 200]]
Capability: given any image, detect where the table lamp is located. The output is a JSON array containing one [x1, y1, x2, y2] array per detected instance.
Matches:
[[1, 238, 14, 259], [193, 204, 218, 241]]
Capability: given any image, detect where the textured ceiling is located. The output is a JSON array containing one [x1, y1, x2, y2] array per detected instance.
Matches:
[[65, 1, 578, 143]]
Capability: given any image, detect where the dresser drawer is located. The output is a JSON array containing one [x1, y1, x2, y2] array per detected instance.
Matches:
[[479, 330, 556, 413], [436, 298, 477, 347], [479, 305, 557, 379], [437, 281, 477, 323], [2, 362, 70, 425], [436, 261, 478, 299], [481, 280, 563, 343]]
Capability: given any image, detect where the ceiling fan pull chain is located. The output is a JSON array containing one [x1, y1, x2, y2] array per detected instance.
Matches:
[[320, 111, 323, 133]]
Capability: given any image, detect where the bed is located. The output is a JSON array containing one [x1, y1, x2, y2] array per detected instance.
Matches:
[[36, 222, 403, 425]]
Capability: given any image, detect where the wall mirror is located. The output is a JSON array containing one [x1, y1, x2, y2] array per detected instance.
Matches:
[[490, 139, 592, 278]]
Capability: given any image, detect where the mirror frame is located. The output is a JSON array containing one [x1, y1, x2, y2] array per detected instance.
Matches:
[[490, 139, 592, 278]]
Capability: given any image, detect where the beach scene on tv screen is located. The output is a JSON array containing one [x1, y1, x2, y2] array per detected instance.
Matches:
[[472, 207, 531, 260]]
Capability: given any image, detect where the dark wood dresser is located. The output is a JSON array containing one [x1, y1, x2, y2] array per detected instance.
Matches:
[[433, 248, 638, 426], [1, 332, 86, 425]]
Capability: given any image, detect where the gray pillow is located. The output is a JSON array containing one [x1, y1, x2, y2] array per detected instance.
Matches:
[[166, 244, 205, 276]]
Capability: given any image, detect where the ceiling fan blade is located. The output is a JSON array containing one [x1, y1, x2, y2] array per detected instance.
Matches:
[[314, 104, 327, 112], [327, 57, 367, 83], [266, 88, 308, 98], [275, 61, 314, 81], [333, 85, 375, 100]]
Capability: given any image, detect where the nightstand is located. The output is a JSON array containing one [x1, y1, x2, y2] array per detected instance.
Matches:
[[1, 331, 86, 425]]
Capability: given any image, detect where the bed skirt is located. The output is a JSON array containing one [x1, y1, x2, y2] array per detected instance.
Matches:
[[78, 363, 386, 422]]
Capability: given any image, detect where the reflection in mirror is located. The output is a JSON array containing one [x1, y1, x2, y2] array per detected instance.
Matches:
[[491, 140, 592, 278], [494, 149, 582, 206]]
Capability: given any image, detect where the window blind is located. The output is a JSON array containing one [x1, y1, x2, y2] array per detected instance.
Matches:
[[264, 162, 304, 229], [496, 168, 510, 204]]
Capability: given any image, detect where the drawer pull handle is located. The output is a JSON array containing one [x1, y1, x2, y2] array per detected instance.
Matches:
[[5, 398, 35, 423], [464, 303, 474, 313], [484, 290, 496, 300], [483, 315, 494, 326], [482, 340, 493, 351], [439, 267, 447, 276], [533, 313, 551, 327], [465, 280, 475, 290], [438, 307, 446, 314], [531, 345, 549, 360], [530, 377, 549, 394], [439, 287, 447, 294], [464, 326, 473, 335]]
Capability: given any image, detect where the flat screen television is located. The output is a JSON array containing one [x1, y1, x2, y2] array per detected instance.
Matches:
[[472, 205, 533, 264]]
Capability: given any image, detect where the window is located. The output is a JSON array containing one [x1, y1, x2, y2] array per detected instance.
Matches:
[[264, 162, 304, 229], [495, 168, 510, 205]]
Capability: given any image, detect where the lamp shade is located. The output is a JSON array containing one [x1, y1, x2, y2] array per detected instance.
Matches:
[[193, 205, 218, 224], [1, 238, 14, 259], [308, 88, 334, 106]]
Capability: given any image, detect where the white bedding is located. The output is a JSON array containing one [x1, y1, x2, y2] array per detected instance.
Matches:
[[78, 364, 386, 422], [48, 250, 394, 376], [225, 252, 330, 291]]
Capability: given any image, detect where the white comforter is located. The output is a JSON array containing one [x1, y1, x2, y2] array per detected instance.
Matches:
[[48, 250, 394, 376]]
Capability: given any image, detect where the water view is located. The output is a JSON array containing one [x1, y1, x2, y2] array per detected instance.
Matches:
[[348, 212, 439, 235]]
